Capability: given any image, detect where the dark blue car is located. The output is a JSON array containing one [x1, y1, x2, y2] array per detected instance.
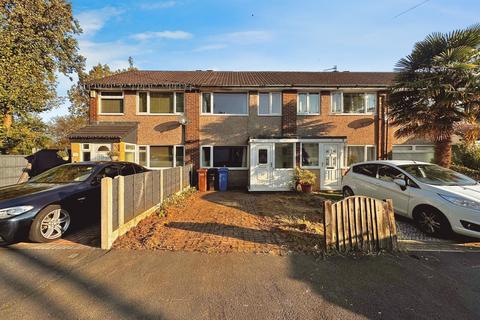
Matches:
[[0, 161, 147, 244]]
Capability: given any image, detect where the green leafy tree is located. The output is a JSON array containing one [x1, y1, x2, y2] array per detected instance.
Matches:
[[68, 57, 137, 119], [2, 114, 51, 154], [48, 114, 87, 149], [389, 25, 480, 167], [0, 0, 84, 151]]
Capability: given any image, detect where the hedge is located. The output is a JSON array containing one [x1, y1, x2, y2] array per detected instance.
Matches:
[[451, 164, 480, 181]]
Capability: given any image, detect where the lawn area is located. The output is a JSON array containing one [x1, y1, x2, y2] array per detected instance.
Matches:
[[114, 191, 328, 255]]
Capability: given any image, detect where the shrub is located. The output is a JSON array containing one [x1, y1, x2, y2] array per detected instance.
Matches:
[[294, 167, 317, 185], [451, 164, 480, 181], [452, 144, 480, 170]]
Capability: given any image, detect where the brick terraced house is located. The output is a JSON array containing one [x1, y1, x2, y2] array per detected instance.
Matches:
[[69, 70, 435, 191]]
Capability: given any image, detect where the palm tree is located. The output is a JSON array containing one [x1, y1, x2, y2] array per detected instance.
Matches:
[[389, 24, 480, 167]]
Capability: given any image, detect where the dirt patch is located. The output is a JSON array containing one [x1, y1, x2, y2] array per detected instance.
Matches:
[[114, 191, 327, 255]]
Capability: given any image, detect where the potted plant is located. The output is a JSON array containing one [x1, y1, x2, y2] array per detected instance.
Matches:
[[56, 149, 69, 161], [294, 167, 317, 193], [108, 150, 120, 161]]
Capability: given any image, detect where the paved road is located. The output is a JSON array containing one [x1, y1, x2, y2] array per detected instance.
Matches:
[[0, 248, 479, 320]]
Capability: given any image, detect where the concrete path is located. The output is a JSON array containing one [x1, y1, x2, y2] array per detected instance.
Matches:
[[0, 248, 479, 320]]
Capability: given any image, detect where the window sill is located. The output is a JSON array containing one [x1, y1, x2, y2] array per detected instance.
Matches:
[[300, 165, 321, 169], [329, 113, 376, 116], [98, 113, 125, 116], [136, 113, 184, 116], [258, 114, 282, 117], [297, 113, 320, 116], [201, 113, 249, 117]]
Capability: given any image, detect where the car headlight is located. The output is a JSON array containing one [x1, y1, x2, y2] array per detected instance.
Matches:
[[0, 206, 34, 219], [438, 194, 480, 211]]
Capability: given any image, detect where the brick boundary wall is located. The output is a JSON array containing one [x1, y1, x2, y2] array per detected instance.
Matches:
[[185, 91, 200, 169], [282, 91, 297, 136]]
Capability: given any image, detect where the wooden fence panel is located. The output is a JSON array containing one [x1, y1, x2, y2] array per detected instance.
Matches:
[[324, 196, 397, 254], [145, 172, 153, 210], [152, 171, 160, 205], [112, 178, 119, 230], [124, 175, 134, 223], [101, 166, 192, 249], [0, 155, 28, 187]]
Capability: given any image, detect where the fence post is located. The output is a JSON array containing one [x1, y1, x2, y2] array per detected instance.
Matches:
[[101, 177, 113, 250], [160, 169, 164, 204], [118, 176, 125, 227], [323, 200, 332, 252], [179, 166, 183, 191]]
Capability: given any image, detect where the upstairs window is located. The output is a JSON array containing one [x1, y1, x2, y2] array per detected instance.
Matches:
[[202, 93, 248, 115], [297, 93, 320, 115], [259, 92, 282, 115], [100, 91, 124, 114], [137, 92, 184, 114], [331, 92, 376, 114]]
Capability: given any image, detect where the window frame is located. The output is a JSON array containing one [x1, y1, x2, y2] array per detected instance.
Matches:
[[273, 143, 296, 170], [124, 143, 137, 163], [200, 145, 249, 169], [99, 91, 125, 115], [300, 142, 320, 169], [136, 91, 185, 115], [200, 92, 249, 116], [258, 92, 282, 116], [297, 92, 320, 115], [136, 145, 184, 168], [346, 145, 376, 166], [330, 91, 377, 115]]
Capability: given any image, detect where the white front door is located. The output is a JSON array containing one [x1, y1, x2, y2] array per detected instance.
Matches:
[[321, 143, 343, 190], [250, 143, 273, 191], [91, 144, 112, 161]]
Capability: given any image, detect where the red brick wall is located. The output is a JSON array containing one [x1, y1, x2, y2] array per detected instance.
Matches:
[[282, 91, 297, 136], [185, 91, 200, 169], [89, 92, 98, 123]]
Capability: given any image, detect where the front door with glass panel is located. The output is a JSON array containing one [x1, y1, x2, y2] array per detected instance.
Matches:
[[91, 144, 112, 161], [250, 143, 273, 190], [321, 143, 342, 190]]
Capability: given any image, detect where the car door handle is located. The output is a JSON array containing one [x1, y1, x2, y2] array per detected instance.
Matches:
[[77, 197, 86, 201]]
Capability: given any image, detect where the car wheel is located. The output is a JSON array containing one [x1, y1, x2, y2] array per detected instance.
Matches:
[[414, 207, 451, 238], [29, 205, 71, 243], [343, 187, 354, 198]]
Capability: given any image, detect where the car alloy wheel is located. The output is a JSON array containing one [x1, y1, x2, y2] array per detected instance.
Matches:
[[417, 210, 441, 234], [40, 208, 70, 240]]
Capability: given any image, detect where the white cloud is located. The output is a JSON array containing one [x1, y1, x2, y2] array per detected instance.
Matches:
[[76, 7, 124, 37], [193, 44, 227, 52], [130, 30, 193, 41], [78, 39, 143, 69], [139, 1, 177, 10], [212, 30, 273, 44]]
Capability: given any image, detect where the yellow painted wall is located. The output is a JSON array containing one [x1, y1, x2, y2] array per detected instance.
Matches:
[[118, 142, 126, 161], [71, 143, 81, 162]]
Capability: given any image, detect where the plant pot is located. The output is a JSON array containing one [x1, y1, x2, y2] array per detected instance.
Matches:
[[110, 156, 119, 161], [301, 183, 312, 193]]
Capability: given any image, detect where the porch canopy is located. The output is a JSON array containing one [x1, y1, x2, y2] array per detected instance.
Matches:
[[68, 122, 138, 144]]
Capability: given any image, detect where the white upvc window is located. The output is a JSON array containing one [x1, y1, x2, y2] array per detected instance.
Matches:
[[137, 92, 184, 114], [300, 142, 320, 168], [124, 143, 137, 163], [258, 92, 282, 116], [99, 91, 124, 114], [392, 145, 435, 163], [136, 145, 184, 168], [200, 145, 248, 169], [297, 93, 320, 115], [331, 91, 377, 114], [201, 92, 249, 115], [346, 145, 376, 166]]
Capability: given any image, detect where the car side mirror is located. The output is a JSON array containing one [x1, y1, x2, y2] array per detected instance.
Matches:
[[393, 178, 407, 190], [91, 175, 102, 186]]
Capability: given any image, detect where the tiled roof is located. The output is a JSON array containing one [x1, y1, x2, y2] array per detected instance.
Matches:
[[68, 122, 137, 140], [86, 70, 395, 88]]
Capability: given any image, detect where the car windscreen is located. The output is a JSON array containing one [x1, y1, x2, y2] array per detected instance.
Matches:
[[398, 164, 477, 186], [28, 164, 96, 183]]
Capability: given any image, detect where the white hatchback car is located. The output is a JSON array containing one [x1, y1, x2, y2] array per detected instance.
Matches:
[[342, 160, 480, 238]]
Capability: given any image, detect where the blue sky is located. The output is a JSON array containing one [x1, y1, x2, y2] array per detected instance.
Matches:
[[42, 0, 480, 120]]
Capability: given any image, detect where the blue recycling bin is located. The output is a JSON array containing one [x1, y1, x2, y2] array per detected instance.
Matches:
[[218, 167, 229, 192]]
